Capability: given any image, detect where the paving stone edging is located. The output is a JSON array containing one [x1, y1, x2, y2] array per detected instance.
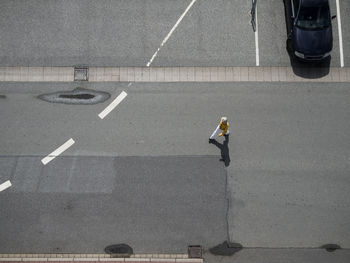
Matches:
[[0, 255, 188, 259], [0, 67, 349, 82], [0, 260, 200, 262], [0, 254, 200, 263]]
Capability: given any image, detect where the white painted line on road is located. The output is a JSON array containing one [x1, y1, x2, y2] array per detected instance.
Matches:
[[146, 0, 197, 67], [336, 0, 344, 67], [0, 180, 12, 192], [41, 138, 75, 165], [98, 91, 127, 119], [255, 5, 260, 66]]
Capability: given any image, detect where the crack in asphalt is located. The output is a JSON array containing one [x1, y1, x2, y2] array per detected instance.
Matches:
[[224, 168, 231, 243]]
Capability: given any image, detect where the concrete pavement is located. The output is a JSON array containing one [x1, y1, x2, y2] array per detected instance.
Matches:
[[0, 256, 198, 263], [203, 249, 350, 263], [0, 66, 349, 82]]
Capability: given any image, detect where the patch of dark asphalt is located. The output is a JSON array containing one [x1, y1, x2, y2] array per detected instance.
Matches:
[[38, 87, 110, 105], [209, 241, 243, 256], [104, 244, 133, 256], [0, 156, 227, 253], [321, 244, 341, 252], [0, 95, 6, 99], [59, 93, 95, 100]]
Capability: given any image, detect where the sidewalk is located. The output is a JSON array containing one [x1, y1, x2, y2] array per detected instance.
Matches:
[[0, 67, 349, 82], [0, 254, 202, 263]]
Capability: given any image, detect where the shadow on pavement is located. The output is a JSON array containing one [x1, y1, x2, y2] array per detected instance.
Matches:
[[209, 241, 243, 256], [283, 0, 331, 79], [209, 136, 230, 167], [320, 244, 342, 252]]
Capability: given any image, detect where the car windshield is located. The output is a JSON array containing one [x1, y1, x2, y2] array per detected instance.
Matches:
[[296, 5, 330, 30]]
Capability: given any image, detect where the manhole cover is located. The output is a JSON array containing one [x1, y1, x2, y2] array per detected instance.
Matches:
[[74, 67, 88, 81]]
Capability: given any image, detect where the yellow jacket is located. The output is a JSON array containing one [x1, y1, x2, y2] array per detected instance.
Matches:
[[219, 120, 229, 136]]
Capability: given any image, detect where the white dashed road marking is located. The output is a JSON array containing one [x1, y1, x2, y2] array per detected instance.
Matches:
[[41, 138, 75, 165], [255, 4, 260, 66], [0, 180, 12, 192], [335, 0, 344, 67], [98, 91, 128, 119], [146, 0, 197, 67]]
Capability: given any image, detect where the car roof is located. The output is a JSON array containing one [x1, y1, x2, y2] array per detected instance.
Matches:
[[300, 0, 328, 6]]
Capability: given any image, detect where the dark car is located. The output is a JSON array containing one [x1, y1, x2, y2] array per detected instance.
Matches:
[[290, 0, 335, 60]]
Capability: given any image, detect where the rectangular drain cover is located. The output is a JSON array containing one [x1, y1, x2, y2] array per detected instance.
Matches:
[[188, 245, 202, 258], [74, 67, 88, 81]]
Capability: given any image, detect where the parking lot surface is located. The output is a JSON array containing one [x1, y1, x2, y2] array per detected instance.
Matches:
[[1, 0, 347, 67]]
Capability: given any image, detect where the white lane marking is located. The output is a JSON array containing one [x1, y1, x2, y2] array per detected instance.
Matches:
[[41, 138, 75, 165], [146, 0, 197, 67], [336, 0, 344, 67], [0, 180, 12, 192], [255, 4, 260, 66], [98, 91, 127, 119]]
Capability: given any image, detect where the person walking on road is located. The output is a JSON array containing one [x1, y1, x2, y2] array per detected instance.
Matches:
[[209, 117, 229, 142]]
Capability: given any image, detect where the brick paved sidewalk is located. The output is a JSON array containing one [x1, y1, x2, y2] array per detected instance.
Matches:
[[0, 67, 349, 82], [0, 254, 202, 263]]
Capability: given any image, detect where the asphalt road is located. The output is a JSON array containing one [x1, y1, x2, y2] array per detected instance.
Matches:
[[1, 0, 350, 261], [0, 82, 349, 255], [0, 0, 254, 66], [340, 0, 350, 67], [0, 156, 227, 253], [1, 0, 348, 67]]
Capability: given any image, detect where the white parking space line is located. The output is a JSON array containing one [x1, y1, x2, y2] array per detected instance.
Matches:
[[146, 0, 197, 67], [255, 5, 260, 66], [98, 91, 127, 119], [41, 138, 75, 165], [0, 180, 12, 192], [336, 0, 344, 67]]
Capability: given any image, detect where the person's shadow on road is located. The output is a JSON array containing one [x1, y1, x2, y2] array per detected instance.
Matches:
[[209, 135, 230, 167]]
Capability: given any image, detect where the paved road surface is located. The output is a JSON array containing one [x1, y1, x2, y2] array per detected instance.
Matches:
[[1, 0, 348, 67], [0, 156, 227, 253], [0, 0, 254, 66], [0, 82, 349, 254]]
